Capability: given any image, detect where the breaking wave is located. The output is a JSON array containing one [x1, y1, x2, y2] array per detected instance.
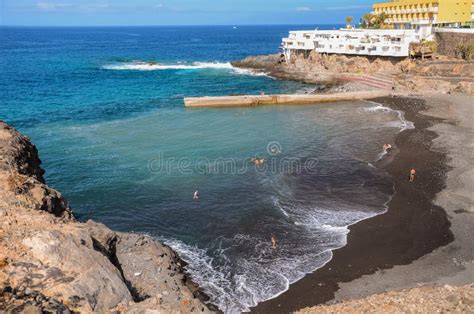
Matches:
[[164, 235, 335, 313], [101, 61, 267, 76], [362, 102, 415, 132], [163, 201, 391, 313], [362, 101, 414, 160]]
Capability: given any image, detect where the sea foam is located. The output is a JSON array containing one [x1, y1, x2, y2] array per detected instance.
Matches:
[[164, 236, 335, 313], [362, 102, 415, 132], [162, 202, 389, 313], [101, 61, 267, 76], [363, 101, 415, 160]]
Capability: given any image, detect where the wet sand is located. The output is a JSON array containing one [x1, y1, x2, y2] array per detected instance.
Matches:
[[252, 96, 455, 313], [332, 93, 474, 303]]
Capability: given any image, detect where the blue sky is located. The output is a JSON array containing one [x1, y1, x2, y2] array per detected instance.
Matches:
[[0, 0, 375, 26]]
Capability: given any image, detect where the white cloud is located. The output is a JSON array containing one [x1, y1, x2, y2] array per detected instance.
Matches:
[[36, 2, 70, 11], [93, 4, 109, 9], [295, 6, 311, 12], [325, 5, 369, 11], [81, 3, 110, 11], [36, 2, 111, 12]]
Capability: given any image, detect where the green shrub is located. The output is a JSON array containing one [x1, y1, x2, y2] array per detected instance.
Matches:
[[455, 42, 474, 60], [360, 13, 387, 29], [421, 39, 438, 53]]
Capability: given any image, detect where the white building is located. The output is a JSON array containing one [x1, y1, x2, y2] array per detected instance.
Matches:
[[281, 28, 424, 61]]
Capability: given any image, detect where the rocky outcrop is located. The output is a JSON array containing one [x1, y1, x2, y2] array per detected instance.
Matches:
[[232, 52, 406, 84], [0, 121, 212, 313], [232, 53, 337, 84], [298, 284, 474, 313], [0, 122, 72, 219], [232, 52, 474, 95], [407, 61, 474, 78]]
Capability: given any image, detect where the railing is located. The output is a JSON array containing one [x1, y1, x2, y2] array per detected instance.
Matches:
[[434, 28, 474, 34], [381, 7, 438, 15]]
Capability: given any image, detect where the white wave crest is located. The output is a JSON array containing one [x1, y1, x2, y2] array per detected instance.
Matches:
[[376, 149, 388, 161], [363, 102, 415, 132], [163, 235, 336, 313], [161, 198, 392, 312], [362, 103, 393, 113], [101, 61, 267, 76]]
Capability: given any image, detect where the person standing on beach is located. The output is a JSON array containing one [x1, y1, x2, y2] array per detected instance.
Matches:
[[271, 235, 277, 250], [409, 169, 416, 182]]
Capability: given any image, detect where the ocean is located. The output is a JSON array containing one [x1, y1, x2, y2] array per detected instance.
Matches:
[[0, 26, 413, 312]]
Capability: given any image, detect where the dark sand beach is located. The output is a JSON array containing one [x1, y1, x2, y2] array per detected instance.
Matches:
[[253, 96, 455, 313]]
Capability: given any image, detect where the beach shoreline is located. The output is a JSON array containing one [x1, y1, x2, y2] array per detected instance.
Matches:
[[252, 94, 463, 312], [329, 93, 474, 305], [2, 93, 471, 313]]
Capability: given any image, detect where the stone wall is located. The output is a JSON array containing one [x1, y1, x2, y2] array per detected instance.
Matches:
[[435, 29, 474, 59]]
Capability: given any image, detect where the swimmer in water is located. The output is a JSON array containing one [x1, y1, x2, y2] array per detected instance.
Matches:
[[383, 143, 392, 152], [271, 235, 277, 250], [251, 157, 266, 166], [193, 190, 200, 200]]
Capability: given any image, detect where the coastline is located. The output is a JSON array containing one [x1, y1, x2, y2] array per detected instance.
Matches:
[[252, 95, 456, 312], [2, 25, 472, 313], [0, 121, 213, 313], [330, 93, 474, 303], [232, 53, 474, 95], [1, 93, 471, 312]]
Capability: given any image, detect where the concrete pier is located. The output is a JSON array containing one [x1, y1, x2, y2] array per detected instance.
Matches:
[[184, 90, 391, 108]]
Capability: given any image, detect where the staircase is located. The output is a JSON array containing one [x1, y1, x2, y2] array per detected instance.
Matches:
[[340, 73, 395, 90]]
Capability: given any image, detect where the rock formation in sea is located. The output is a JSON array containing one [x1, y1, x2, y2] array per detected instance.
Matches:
[[0, 121, 212, 313]]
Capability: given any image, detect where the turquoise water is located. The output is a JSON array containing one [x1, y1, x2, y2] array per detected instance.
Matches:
[[0, 26, 411, 312]]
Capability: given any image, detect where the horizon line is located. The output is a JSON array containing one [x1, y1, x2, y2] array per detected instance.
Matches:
[[0, 23, 345, 28]]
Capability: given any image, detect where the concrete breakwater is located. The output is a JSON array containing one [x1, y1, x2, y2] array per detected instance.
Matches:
[[184, 90, 391, 108]]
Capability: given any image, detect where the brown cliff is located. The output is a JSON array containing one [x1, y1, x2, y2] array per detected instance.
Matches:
[[0, 121, 212, 313]]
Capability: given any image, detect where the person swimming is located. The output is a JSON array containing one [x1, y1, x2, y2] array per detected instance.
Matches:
[[193, 190, 200, 200], [383, 143, 392, 152], [251, 157, 266, 166]]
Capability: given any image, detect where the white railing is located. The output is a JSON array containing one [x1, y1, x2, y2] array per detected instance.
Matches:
[[434, 28, 474, 34]]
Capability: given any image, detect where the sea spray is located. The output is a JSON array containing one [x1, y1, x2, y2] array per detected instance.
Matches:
[[101, 61, 268, 77], [362, 101, 415, 160], [362, 102, 415, 132]]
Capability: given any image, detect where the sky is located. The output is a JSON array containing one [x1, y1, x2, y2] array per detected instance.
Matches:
[[0, 0, 375, 26]]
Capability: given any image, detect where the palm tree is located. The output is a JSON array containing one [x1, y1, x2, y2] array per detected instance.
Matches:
[[346, 16, 354, 28], [361, 13, 386, 29]]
